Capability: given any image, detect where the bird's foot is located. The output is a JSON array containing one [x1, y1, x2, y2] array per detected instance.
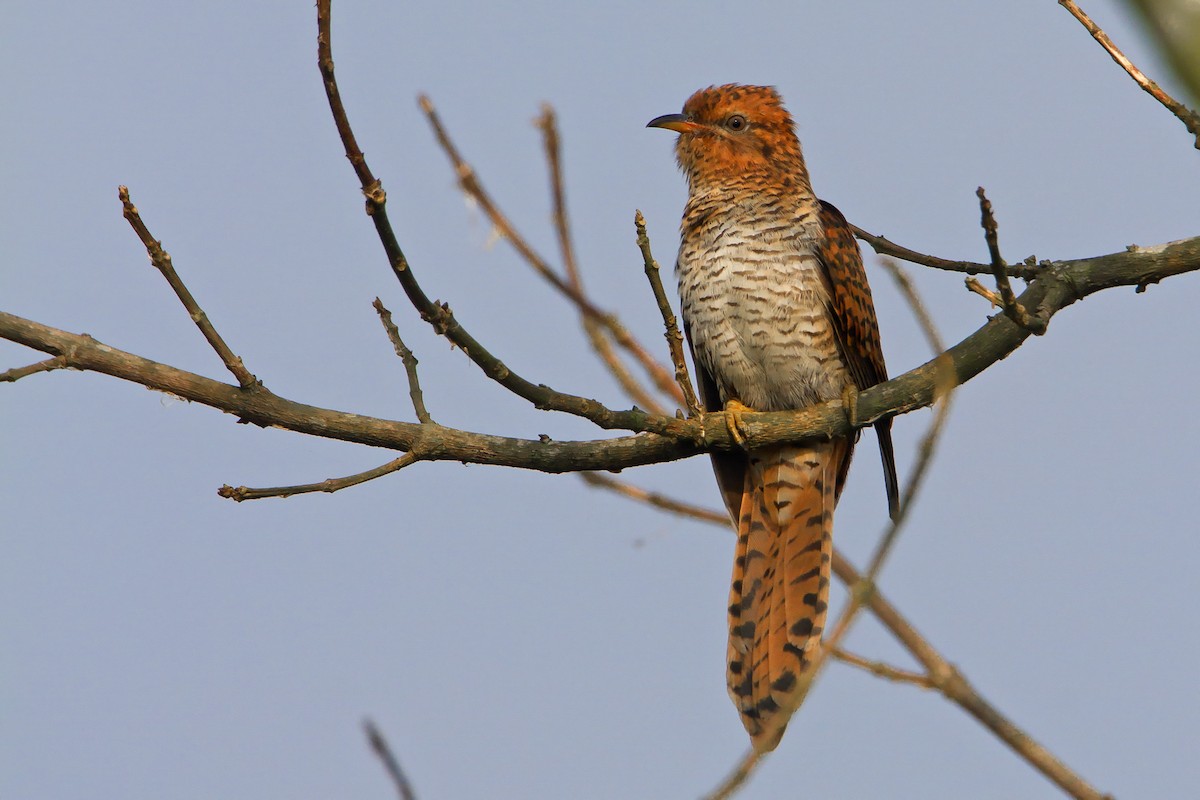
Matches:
[[723, 399, 754, 449], [841, 385, 860, 428]]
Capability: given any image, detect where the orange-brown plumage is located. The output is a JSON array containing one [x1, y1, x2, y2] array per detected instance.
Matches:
[[649, 85, 897, 751]]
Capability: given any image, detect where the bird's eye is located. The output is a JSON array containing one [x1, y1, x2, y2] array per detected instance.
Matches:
[[725, 114, 747, 132]]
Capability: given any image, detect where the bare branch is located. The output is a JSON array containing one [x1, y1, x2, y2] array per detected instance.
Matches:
[[0, 8, 1171, 800], [579, 471, 728, 524], [588, 471, 1114, 800], [536, 104, 582, 291], [859, 257, 956, 578], [118, 186, 260, 388], [374, 298, 433, 424], [635, 210, 701, 418], [813, 369, 957, 708], [0, 310, 696, 471], [1060, 0, 1200, 149], [314, 4, 684, 440], [364, 719, 418, 800], [831, 555, 1113, 800], [5, 234, 1199, 473], [703, 747, 761, 800], [863, 354, 955, 581], [0, 356, 66, 383], [534, 105, 669, 416], [853, 224, 1035, 279], [974, 187, 1046, 334], [879, 258, 945, 354], [218, 453, 419, 502], [419, 94, 587, 307]]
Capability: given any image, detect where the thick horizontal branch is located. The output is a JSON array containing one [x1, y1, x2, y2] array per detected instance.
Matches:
[[0, 311, 687, 471], [3, 235, 1198, 472]]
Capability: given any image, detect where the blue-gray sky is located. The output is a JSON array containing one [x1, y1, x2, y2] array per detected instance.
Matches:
[[4, 2, 1198, 798]]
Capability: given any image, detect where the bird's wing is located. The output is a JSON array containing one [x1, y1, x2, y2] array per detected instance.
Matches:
[[817, 199, 900, 518]]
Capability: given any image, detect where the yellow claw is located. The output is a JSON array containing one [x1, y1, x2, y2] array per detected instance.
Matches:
[[724, 399, 755, 448], [841, 384, 859, 428]]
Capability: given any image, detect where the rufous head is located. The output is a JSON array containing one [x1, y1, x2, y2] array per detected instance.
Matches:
[[647, 84, 808, 190]]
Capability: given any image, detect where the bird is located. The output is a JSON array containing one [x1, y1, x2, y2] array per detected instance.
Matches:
[[648, 84, 899, 752]]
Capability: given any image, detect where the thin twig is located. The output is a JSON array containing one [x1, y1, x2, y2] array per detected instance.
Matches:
[[534, 106, 668, 415], [1060, 0, 1200, 149], [0, 356, 66, 382], [853, 225, 1035, 279], [703, 747, 762, 800], [579, 471, 727, 524], [867, 332, 956, 583], [419, 94, 684, 406], [975, 188, 1045, 334], [374, 298, 433, 424], [536, 104, 581, 291], [831, 648, 934, 689], [861, 259, 954, 576], [859, 377, 953, 598], [965, 276, 1004, 308], [315, 4, 685, 440], [418, 94, 586, 307], [218, 454, 419, 502], [635, 210, 701, 418], [364, 719, 418, 800], [839, 248, 957, 607], [118, 186, 260, 388], [878, 259, 945, 354]]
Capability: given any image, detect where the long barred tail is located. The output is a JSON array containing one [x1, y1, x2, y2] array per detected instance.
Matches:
[[726, 439, 847, 752]]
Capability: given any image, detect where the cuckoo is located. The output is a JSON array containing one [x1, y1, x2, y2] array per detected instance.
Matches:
[[648, 84, 899, 752]]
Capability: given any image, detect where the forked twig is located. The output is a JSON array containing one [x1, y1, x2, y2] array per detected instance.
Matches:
[[118, 186, 260, 388], [971, 188, 1045, 334]]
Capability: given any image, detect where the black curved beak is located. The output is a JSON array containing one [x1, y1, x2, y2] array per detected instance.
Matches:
[[646, 113, 697, 134]]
